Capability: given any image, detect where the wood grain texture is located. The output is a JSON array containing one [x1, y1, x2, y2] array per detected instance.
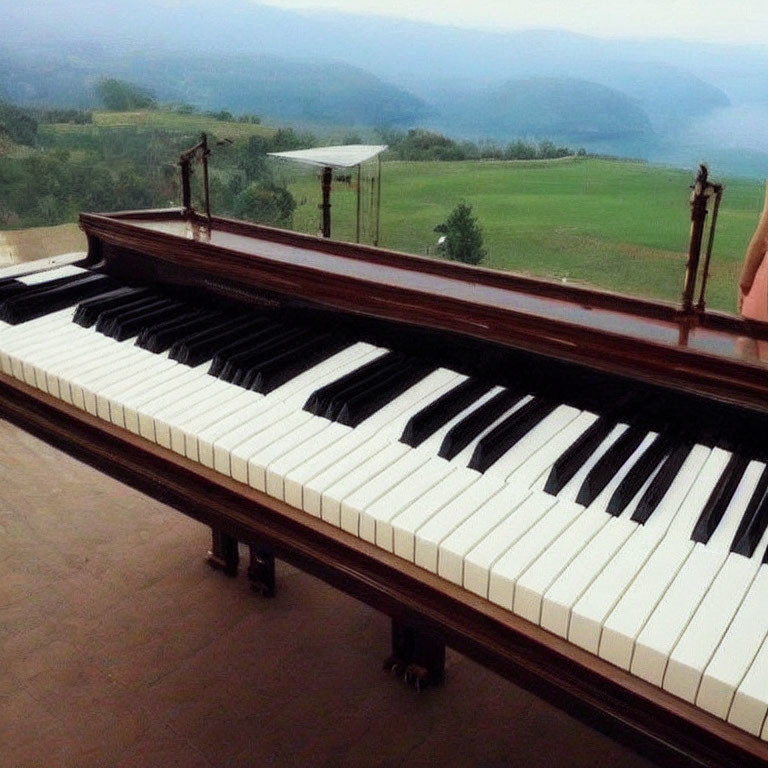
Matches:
[[1, 371, 767, 768]]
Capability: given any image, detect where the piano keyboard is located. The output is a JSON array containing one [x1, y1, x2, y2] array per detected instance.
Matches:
[[3, 264, 768, 739]]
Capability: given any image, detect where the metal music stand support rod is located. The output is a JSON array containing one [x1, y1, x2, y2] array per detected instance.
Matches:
[[681, 164, 723, 314]]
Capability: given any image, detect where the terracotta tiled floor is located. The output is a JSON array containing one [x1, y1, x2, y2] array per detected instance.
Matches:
[[0, 419, 656, 768]]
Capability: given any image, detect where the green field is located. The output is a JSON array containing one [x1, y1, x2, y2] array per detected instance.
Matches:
[[285, 157, 764, 313], [14, 109, 766, 313]]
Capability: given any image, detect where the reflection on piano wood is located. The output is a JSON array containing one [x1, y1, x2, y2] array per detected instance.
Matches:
[[3, 205, 768, 767]]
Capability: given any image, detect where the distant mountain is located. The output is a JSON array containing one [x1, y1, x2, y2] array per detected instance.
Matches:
[[0, 50, 428, 126], [3, 0, 768, 175], [430, 78, 653, 143]]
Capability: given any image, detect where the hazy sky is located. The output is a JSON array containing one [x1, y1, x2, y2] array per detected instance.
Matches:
[[257, 0, 768, 45]]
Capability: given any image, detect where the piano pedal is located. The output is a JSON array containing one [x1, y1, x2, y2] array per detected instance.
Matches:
[[206, 528, 239, 578], [382, 655, 406, 677], [403, 664, 432, 692], [247, 543, 276, 598], [387, 619, 445, 691]]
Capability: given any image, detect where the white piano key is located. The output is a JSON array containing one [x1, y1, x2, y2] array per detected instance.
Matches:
[[696, 565, 768, 720], [183, 341, 377, 460], [16, 264, 86, 284], [144, 378, 236, 443], [320, 442, 410, 528], [415, 474, 507, 572], [298, 433, 388, 516], [247, 417, 332, 492], [600, 457, 763, 672], [438, 483, 530, 585], [391, 468, 480, 560], [198, 344, 383, 470], [0, 309, 89, 374], [229, 409, 309, 484], [542, 445, 711, 640], [509, 410, 599, 489], [188, 390, 264, 459], [75, 345, 169, 414], [341, 449, 433, 536], [484, 404, 582, 480], [70, 347, 155, 411], [266, 422, 352, 499], [631, 460, 764, 686], [488, 498, 583, 610], [361, 455, 453, 545], [541, 517, 637, 638], [512, 432, 659, 625], [13, 326, 117, 391], [101, 359, 189, 426], [169, 380, 255, 454], [180, 387, 264, 458], [729, 635, 768, 736], [211, 400, 295, 475], [568, 447, 731, 655], [664, 550, 760, 703], [356, 368, 464, 440], [463, 491, 557, 598]]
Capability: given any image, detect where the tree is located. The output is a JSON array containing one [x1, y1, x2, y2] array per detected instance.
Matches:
[[233, 182, 296, 227], [0, 101, 37, 146], [95, 78, 156, 111], [434, 202, 487, 265]]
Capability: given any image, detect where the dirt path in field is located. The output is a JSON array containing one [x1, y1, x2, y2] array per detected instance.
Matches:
[[0, 223, 86, 266]]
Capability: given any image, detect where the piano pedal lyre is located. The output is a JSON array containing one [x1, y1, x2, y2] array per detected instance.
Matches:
[[384, 620, 445, 691], [247, 543, 276, 598], [206, 527, 240, 577]]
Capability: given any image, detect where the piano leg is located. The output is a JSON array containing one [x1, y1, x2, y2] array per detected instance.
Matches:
[[384, 619, 445, 691], [206, 527, 239, 577], [247, 542, 276, 597]]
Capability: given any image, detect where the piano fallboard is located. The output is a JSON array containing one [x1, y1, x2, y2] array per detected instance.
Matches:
[[80, 209, 768, 413]]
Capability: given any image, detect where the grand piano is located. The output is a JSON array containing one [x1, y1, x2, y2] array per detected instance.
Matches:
[[2, 166, 768, 767]]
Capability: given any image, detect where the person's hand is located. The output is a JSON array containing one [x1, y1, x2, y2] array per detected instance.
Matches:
[[738, 280, 751, 313]]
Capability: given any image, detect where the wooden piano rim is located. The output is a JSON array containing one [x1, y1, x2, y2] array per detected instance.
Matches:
[[2, 371, 767, 768], [79, 210, 768, 415]]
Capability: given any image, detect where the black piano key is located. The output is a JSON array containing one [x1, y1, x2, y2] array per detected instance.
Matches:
[[238, 331, 335, 389], [0, 281, 28, 301], [575, 426, 648, 508], [690, 453, 750, 545], [468, 397, 558, 473], [304, 351, 403, 416], [544, 416, 616, 496], [73, 287, 153, 327], [438, 388, 524, 461], [605, 434, 675, 517], [400, 378, 495, 448], [94, 296, 168, 335], [0, 273, 119, 324], [322, 356, 414, 422], [730, 465, 768, 557], [631, 442, 693, 524], [171, 316, 271, 366], [108, 301, 183, 342], [334, 361, 436, 427], [136, 310, 225, 353], [215, 328, 311, 382], [248, 335, 351, 393]]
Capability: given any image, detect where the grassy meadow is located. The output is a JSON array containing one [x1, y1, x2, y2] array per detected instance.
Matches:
[[11, 109, 765, 314], [285, 157, 764, 313]]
